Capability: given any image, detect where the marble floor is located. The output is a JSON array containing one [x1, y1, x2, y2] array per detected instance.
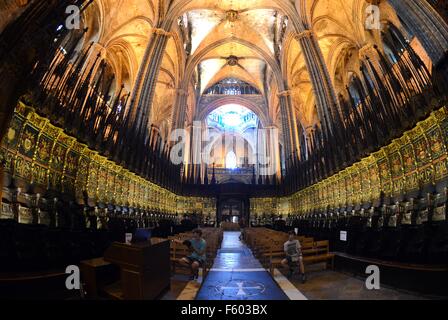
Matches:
[[196, 232, 289, 300], [161, 231, 427, 300], [210, 231, 263, 270]]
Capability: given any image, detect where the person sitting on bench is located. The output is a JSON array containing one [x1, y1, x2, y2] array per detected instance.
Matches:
[[238, 217, 246, 241], [281, 231, 306, 283], [177, 229, 207, 280]]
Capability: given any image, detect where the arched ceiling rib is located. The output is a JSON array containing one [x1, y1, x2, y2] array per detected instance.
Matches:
[[179, 5, 285, 99], [79, 0, 409, 133], [202, 64, 264, 94], [86, 0, 157, 81]]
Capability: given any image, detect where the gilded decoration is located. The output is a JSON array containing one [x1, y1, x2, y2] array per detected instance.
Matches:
[[0, 103, 215, 215], [252, 106, 448, 216]]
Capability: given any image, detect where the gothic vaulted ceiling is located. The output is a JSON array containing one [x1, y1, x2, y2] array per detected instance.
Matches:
[[71, 0, 413, 139]]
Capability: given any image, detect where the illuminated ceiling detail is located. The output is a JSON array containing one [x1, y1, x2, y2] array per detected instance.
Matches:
[[204, 78, 261, 95], [78, 0, 410, 141], [180, 0, 285, 100], [208, 104, 258, 132]]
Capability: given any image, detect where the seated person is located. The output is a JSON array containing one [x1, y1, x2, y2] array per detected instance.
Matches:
[[281, 231, 306, 283], [176, 229, 207, 280], [238, 217, 246, 241]]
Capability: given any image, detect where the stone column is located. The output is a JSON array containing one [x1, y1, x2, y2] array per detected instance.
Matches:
[[129, 28, 173, 141], [388, 0, 448, 64], [181, 124, 192, 179], [266, 125, 281, 181], [191, 120, 202, 168], [304, 126, 315, 158], [171, 88, 188, 130], [278, 90, 300, 161], [295, 30, 338, 137], [150, 125, 160, 149], [257, 124, 268, 182]]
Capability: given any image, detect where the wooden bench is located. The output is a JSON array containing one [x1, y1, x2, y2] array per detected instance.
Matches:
[[268, 240, 334, 275], [268, 238, 313, 274], [170, 241, 213, 277], [303, 240, 335, 269], [242, 228, 336, 275], [169, 234, 220, 278], [170, 241, 191, 274], [258, 239, 285, 267]]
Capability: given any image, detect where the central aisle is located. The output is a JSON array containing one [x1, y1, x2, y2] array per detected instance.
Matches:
[[195, 231, 290, 300]]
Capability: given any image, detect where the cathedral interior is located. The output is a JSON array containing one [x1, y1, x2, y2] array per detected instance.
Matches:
[[0, 0, 448, 301]]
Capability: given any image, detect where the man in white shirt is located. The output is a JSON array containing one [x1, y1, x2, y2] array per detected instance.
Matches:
[[281, 231, 306, 283]]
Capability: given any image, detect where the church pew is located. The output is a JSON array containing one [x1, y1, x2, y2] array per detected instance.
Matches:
[[168, 229, 223, 277], [268, 240, 335, 275]]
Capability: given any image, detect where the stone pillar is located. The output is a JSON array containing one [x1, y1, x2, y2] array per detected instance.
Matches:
[[278, 90, 300, 161], [129, 28, 173, 141], [388, 0, 448, 64], [295, 30, 338, 137], [257, 124, 268, 183], [277, 93, 291, 160], [182, 124, 190, 179], [171, 88, 189, 130], [150, 125, 160, 148], [304, 126, 315, 158], [266, 125, 281, 181], [191, 121, 202, 173]]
